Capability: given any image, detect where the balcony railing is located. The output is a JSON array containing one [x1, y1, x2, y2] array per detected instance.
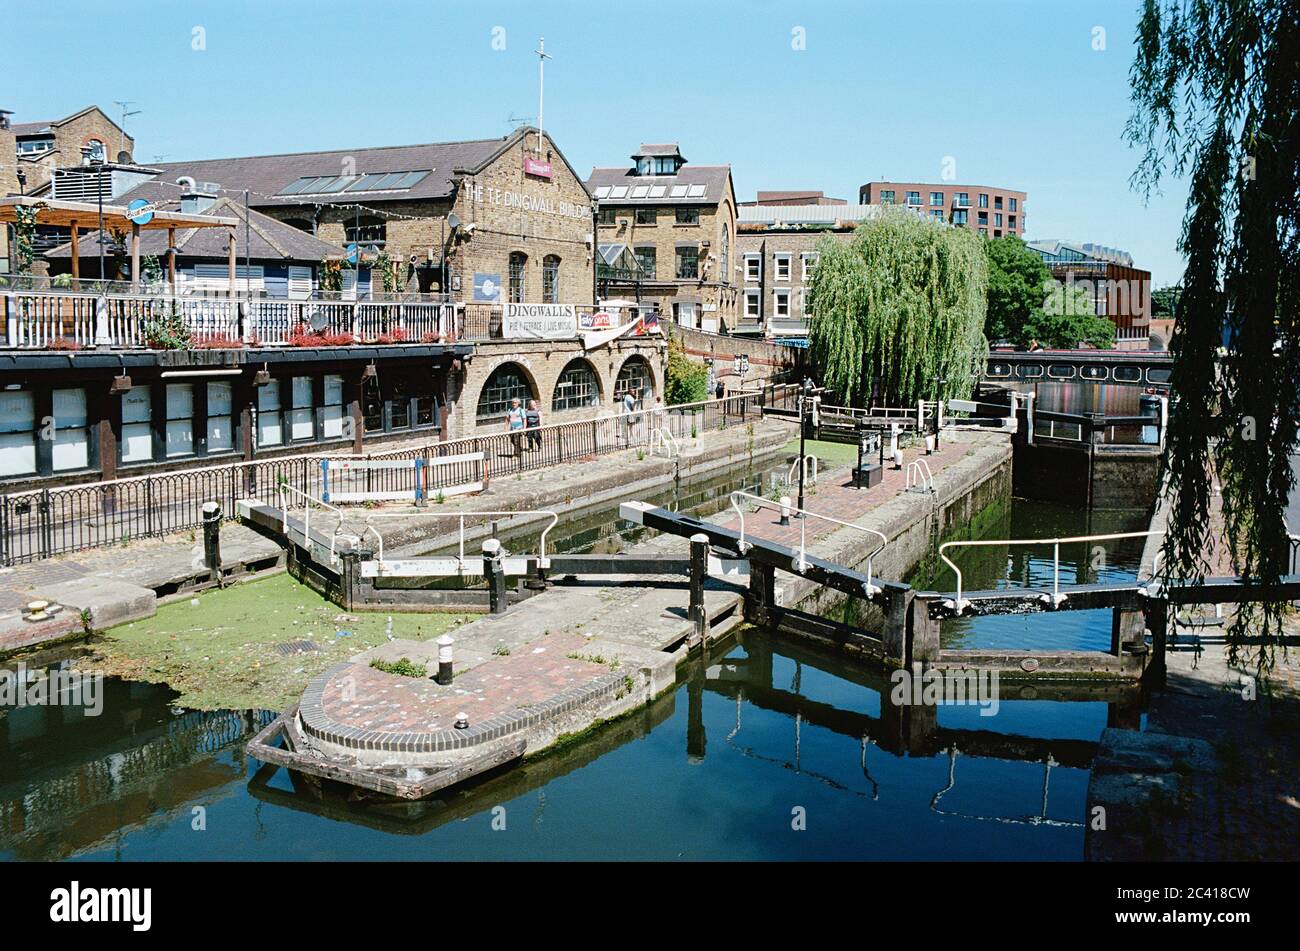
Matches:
[[1, 289, 614, 349]]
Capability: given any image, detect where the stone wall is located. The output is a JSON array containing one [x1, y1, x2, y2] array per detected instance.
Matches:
[[672, 323, 801, 385]]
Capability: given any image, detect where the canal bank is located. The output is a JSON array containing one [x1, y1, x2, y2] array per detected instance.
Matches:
[[252, 431, 1017, 796]]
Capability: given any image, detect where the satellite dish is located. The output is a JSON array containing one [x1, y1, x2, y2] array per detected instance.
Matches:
[[447, 213, 461, 231], [309, 309, 330, 332]]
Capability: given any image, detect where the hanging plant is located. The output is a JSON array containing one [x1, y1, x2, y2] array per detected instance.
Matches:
[[13, 204, 40, 275]]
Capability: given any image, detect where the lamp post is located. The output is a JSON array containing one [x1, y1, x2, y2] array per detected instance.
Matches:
[[797, 376, 812, 515], [932, 375, 946, 451]]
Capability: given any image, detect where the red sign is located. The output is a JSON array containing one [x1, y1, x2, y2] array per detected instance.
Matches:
[[523, 156, 552, 179]]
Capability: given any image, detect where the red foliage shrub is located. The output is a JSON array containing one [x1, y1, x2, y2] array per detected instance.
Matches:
[[192, 332, 245, 350], [47, 337, 82, 351], [288, 324, 355, 347]]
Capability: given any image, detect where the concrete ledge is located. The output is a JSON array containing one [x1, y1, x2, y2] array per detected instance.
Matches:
[[37, 576, 156, 630]]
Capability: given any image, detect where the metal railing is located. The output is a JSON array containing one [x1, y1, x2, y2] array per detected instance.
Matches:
[[360, 508, 559, 568], [938, 530, 1165, 613], [788, 454, 818, 486], [729, 490, 888, 594], [0, 388, 788, 566], [905, 459, 934, 493], [275, 482, 359, 563]]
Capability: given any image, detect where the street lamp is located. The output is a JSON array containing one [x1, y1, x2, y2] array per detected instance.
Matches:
[[797, 376, 813, 515], [932, 375, 946, 451]]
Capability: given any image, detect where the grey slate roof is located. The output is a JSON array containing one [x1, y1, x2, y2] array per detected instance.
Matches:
[[44, 182, 346, 263], [586, 164, 732, 206], [139, 130, 533, 208]]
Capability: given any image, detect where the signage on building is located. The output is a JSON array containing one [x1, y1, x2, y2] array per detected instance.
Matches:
[[734, 354, 750, 376], [504, 303, 577, 339], [464, 181, 590, 220], [523, 156, 553, 179], [579, 311, 616, 330], [126, 199, 155, 226], [473, 273, 502, 301]]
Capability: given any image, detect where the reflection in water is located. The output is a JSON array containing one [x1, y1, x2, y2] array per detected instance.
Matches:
[[1, 625, 1137, 860]]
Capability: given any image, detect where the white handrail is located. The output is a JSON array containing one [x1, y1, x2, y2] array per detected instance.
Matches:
[[275, 482, 359, 561], [788, 454, 818, 486], [905, 459, 934, 493], [729, 490, 887, 596], [359, 508, 559, 568], [648, 426, 680, 458], [938, 530, 1165, 613]]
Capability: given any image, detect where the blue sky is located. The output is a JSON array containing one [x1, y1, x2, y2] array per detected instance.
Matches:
[[5, 0, 1190, 284]]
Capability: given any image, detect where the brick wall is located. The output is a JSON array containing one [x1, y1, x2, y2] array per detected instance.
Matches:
[[447, 337, 665, 439], [736, 227, 854, 330], [672, 324, 800, 386], [595, 183, 740, 331]]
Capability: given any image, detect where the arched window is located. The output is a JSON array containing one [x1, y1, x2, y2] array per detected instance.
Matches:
[[542, 255, 561, 303], [476, 362, 535, 422], [345, 215, 386, 250], [85, 139, 106, 162], [551, 358, 601, 412], [719, 223, 729, 279], [509, 252, 527, 303], [615, 356, 654, 406]]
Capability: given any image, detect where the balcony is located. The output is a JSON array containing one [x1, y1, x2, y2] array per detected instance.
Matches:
[[0, 285, 624, 350]]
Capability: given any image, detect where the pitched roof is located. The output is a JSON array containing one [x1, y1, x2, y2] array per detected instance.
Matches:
[[43, 182, 345, 263], [11, 106, 129, 139], [141, 130, 531, 208], [586, 164, 732, 206], [632, 143, 683, 159]]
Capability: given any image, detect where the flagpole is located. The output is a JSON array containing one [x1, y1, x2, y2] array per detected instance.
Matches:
[[535, 37, 551, 151]]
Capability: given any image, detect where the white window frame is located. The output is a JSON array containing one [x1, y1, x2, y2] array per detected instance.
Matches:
[[774, 254, 792, 282], [801, 253, 818, 281], [745, 290, 761, 319], [773, 289, 791, 318], [744, 254, 762, 282]]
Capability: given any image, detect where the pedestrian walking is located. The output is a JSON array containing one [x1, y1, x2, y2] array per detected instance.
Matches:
[[525, 399, 543, 451], [505, 398, 526, 455]]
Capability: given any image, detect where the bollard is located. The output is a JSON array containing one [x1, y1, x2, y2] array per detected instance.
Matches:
[[482, 538, 507, 615], [202, 501, 222, 585], [688, 533, 709, 647], [779, 496, 791, 526], [435, 634, 454, 685], [924, 434, 935, 455]]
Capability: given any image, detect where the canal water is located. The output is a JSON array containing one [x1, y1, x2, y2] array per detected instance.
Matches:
[[0, 485, 1151, 861]]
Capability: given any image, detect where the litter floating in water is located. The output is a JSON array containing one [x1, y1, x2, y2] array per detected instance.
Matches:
[[335, 630, 354, 638], [190, 599, 200, 607]]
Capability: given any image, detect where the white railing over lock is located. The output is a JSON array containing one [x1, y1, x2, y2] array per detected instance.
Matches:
[[938, 530, 1166, 614], [275, 483, 360, 563], [359, 509, 559, 570], [905, 459, 934, 493], [729, 490, 888, 596], [788, 454, 818, 487]]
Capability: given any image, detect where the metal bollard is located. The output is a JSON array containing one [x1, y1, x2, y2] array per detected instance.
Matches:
[[483, 538, 507, 615], [435, 634, 454, 685], [779, 496, 791, 526], [202, 501, 222, 584]]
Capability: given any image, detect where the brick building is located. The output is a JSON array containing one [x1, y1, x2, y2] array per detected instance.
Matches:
[[736, 204, 897, 339], [1026, 240, 1152, 345], [740, 190, 846, 207], [586, 144, 741, 333], [9, 105, 135, 194], [860, 181, 1026, 237]]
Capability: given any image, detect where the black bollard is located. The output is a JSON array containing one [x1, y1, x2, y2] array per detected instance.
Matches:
[[202, 501, 222, 585], [688, 533, 709, 647], [483, 538, 508, 615]]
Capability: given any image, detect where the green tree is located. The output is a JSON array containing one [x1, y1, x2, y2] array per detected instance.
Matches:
[[1128, 0, 1299, 672], [664, 332, 709, 405], [806, 208, 988, 407], [984, 236, 1116, 348], [984, 236, 1052, 344], [1151, 284, 1182, 317]]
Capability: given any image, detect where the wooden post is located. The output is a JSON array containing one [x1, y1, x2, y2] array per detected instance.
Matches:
[[882, 587, 914, 666], [69, 223, 80, 291], [746, 562, 775, 627], [167, 226, 176, 291], [910, 595, 942, 667], [1142, 597, 1168, 686], [688, 533, 709, 647], [129, 222, 141, 293]]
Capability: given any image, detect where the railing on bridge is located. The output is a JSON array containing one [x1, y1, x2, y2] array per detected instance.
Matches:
[[359, 508, 560, 572]]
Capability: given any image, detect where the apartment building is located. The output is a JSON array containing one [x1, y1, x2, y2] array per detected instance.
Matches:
[[860, 181, 1026, 237]]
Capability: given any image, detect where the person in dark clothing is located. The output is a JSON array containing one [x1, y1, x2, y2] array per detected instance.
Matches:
[[525, 399, 542, 451]]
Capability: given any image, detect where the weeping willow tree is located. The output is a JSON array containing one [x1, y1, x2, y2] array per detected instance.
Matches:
[[1128, 0, 1299, 673], [805, 209, 988, 407]]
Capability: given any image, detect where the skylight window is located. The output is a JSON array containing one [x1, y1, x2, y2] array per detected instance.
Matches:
[[276, 169, 431, 196], [594, 186, 611, 199], [609, 186, 628, 199], [631, 186, 649, 199], [686, 184, 706, 198], [648, 185, 666, 198], [669, 185, 688, 198]]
